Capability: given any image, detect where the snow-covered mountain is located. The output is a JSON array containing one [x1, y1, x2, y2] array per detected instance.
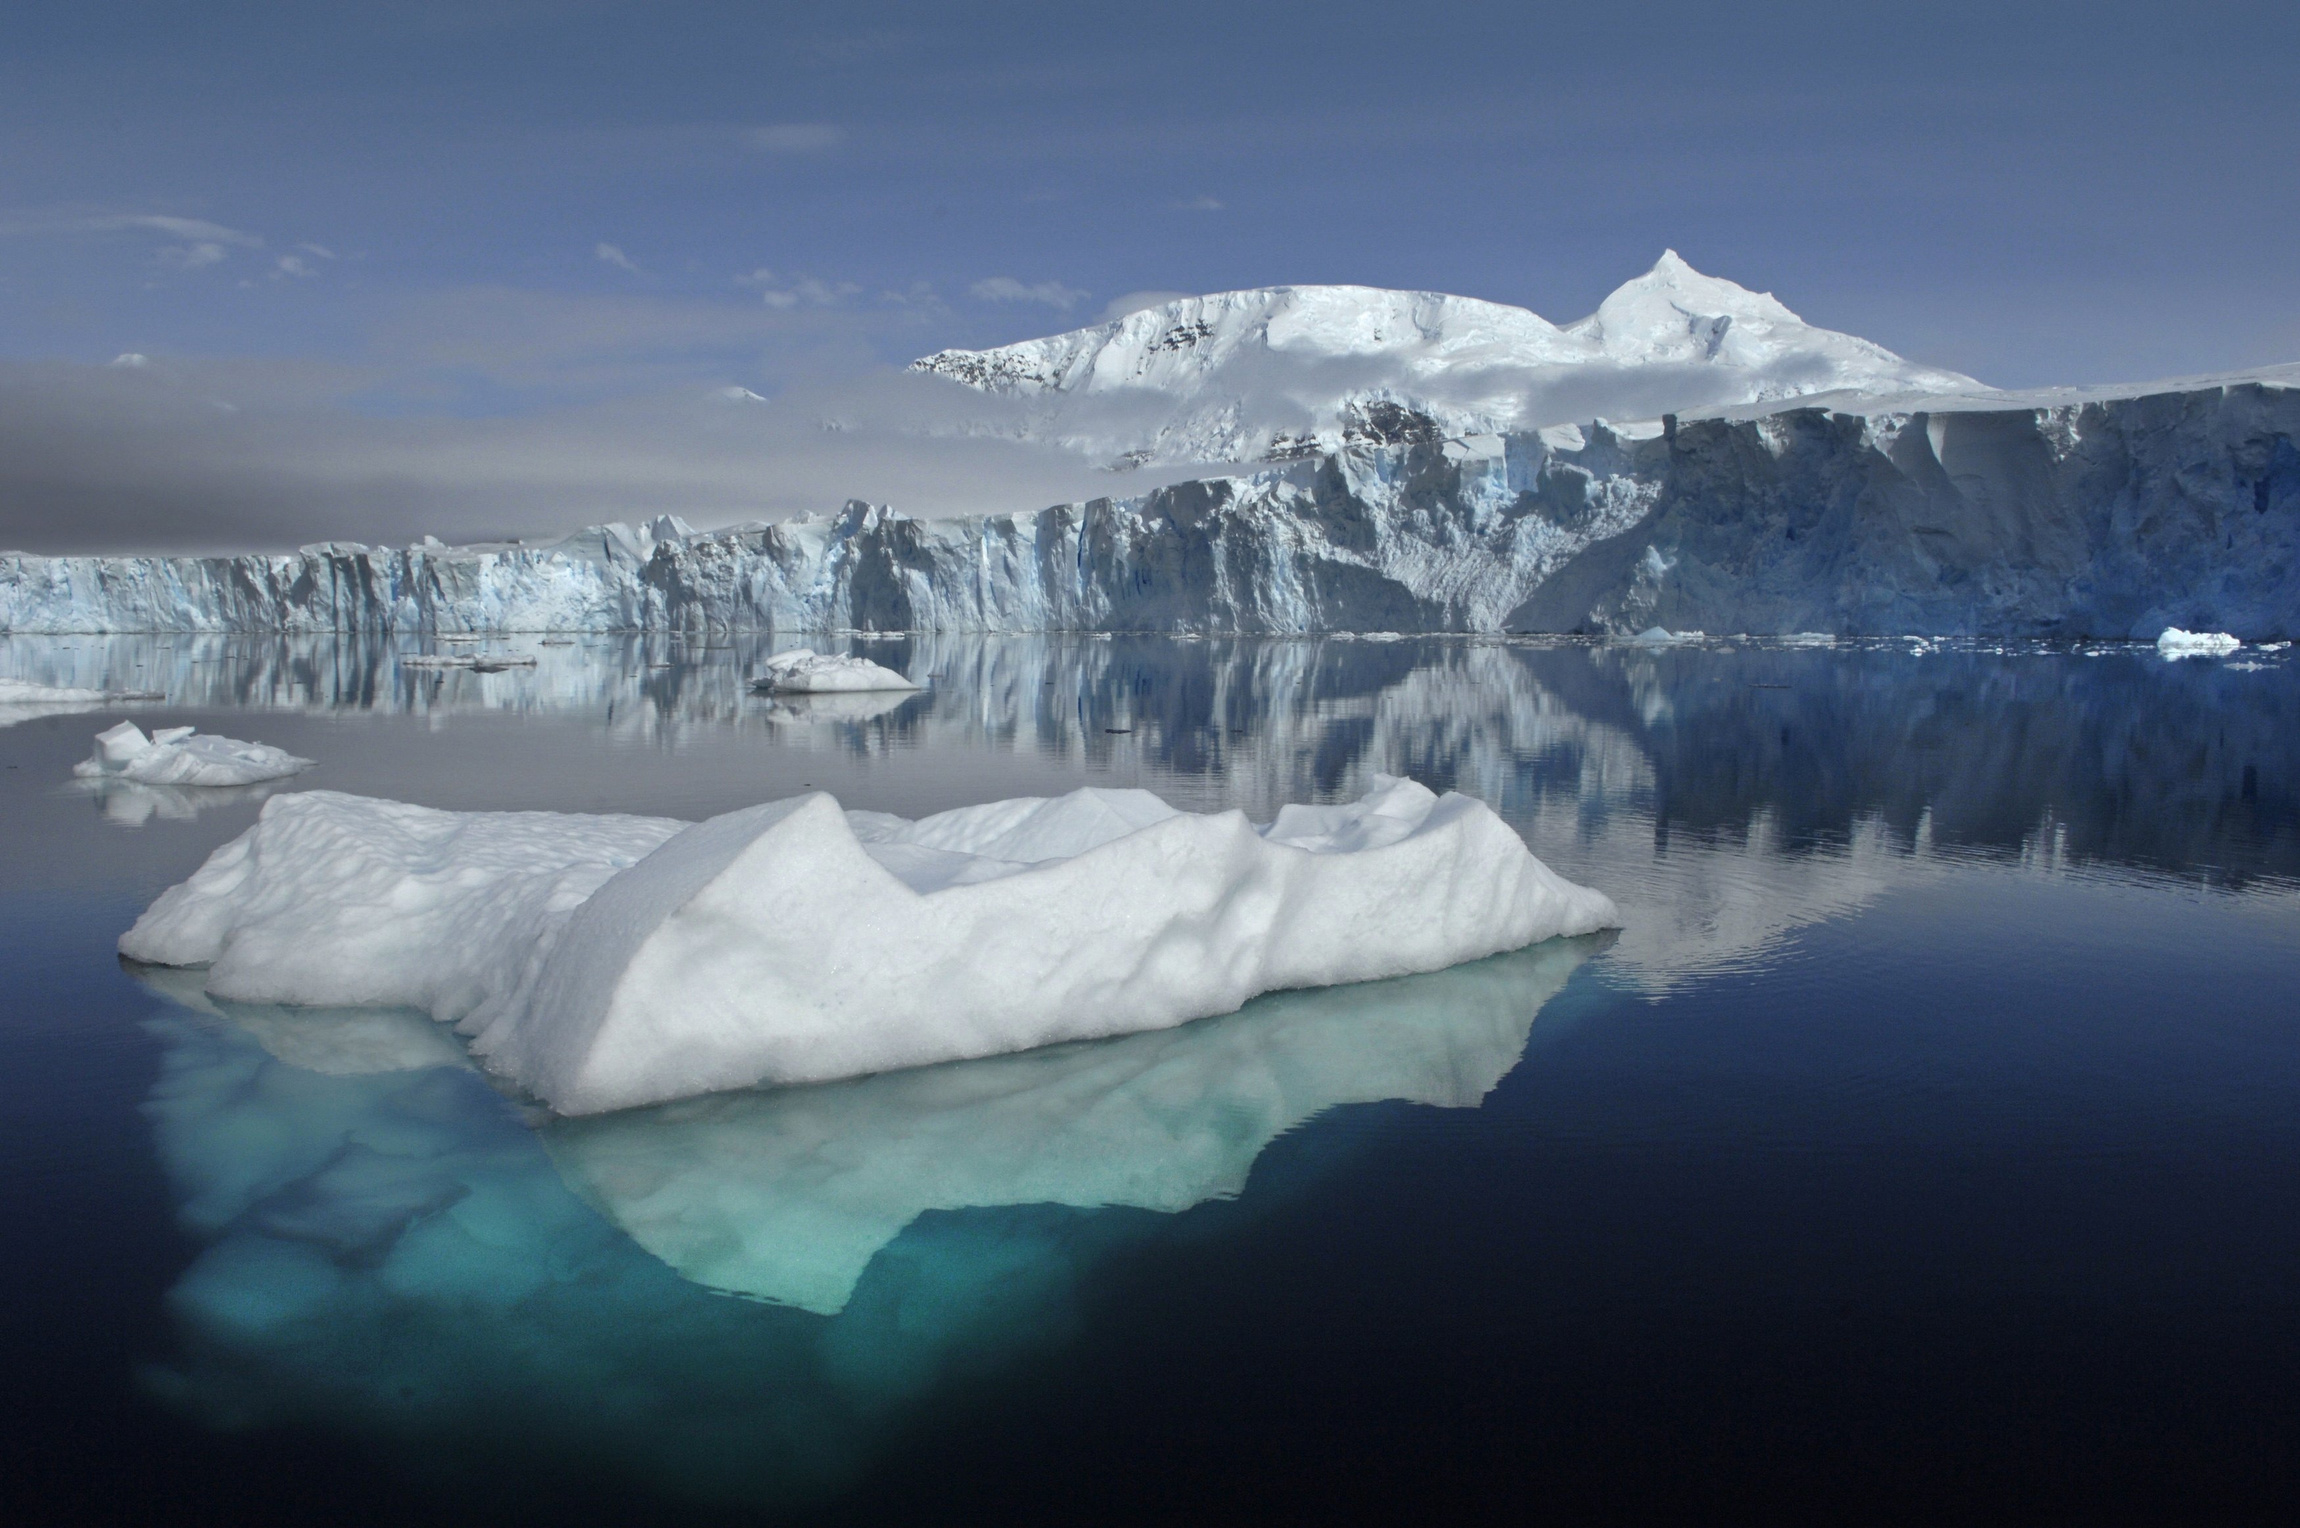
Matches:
[[910, 252, 1983, 467]]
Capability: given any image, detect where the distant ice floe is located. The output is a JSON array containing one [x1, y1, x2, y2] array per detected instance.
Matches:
[[73, 720, 310, 787], [120, 778, 1618, 1115], [2157, 627, 2243, 658], [403, 652, 537, 670], [751, 648, 919, 693], [0, 675, 162, 727]]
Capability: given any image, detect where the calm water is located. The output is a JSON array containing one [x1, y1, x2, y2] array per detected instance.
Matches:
[[2, 632, 2296, 1525]]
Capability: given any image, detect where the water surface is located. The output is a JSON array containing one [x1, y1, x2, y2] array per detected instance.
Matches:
[[2, 632, 2295, 1524]]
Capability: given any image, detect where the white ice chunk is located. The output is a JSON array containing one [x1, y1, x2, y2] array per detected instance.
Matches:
[[752, 648, 919, 693], [123, 779, 1619, 1115], [120, 792, 683, 1022], [2156, 627, 2242, 657], [72, 721, 313, 787]]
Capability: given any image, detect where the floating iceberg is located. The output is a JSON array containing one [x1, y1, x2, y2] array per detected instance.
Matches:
[[2156, 627, 2243, 657], [751, 648, 919, 693], [73, 720, 311, 787], [121, 778, 1617, 1115]]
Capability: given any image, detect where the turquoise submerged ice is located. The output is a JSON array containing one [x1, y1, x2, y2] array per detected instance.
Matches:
[[132, 935, 1598, 1504], [119, 777, 1618, 1114]]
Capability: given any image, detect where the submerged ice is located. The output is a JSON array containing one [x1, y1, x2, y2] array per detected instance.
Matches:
[[120, 778, 1618, 1114]]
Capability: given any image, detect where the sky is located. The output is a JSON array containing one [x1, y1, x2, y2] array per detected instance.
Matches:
[[2, 0, 2295, 553]]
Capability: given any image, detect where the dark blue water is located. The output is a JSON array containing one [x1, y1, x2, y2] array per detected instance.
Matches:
[[2, 633, 2295, 1525]]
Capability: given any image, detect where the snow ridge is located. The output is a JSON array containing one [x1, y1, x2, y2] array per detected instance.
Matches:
[[911, 252, 1981, 467]]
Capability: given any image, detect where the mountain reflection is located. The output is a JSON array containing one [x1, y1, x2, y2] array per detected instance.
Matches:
[[11, 631, 2288, 885]]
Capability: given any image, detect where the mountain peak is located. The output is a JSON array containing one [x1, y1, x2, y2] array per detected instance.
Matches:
[[910, 258, 1982, 468]]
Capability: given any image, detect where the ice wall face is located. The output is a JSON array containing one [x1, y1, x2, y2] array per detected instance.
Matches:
[[3, 376, 2294, 638]]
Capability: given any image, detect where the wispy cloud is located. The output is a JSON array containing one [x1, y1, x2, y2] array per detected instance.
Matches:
[[969, 276, 1089, 311], [1173, 195, 1225, 212], [595, 241, 642, 274], [273, 244, 337, 280], [737, 267, 859, 308], [0, 208, 269, 272], [746, 122, 844, 153]]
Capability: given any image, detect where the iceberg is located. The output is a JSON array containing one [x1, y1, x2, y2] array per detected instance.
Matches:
[[752, 647, 919, 693], [73, 720, 311, 787], [121, 778, 1618, 1115], [2156, 627, 2243, 657]]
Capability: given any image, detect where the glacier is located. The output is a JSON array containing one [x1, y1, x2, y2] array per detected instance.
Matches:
[[3, 370, 2295, 641]]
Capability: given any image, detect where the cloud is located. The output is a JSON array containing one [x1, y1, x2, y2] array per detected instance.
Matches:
[[159, 241, 233, 269], [108, 353, 151, 368], [969, 277, 1089, 311], [0, 351, 1219, 556], [1173, 195, 1225, 212], [737, 268, 860, 308], [0, 209, 271, 273], [1099, 290, 1193, 322], [273, 253, 321, 279], [747, 122, 844, 153], [595, 241, 642, 274]]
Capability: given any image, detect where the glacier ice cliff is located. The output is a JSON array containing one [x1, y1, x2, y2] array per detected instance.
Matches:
[[3, 369, 2295, 639]]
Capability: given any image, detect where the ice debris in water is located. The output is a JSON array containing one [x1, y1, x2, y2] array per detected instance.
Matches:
[[74, 720, 310, 787], [2156, 627, 2243, 657], [120, 777, 1619, 1115], [1, 678, 115, 703], [751, 647, 919, 693]]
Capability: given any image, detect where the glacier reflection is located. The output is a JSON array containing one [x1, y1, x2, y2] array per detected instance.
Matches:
[[132, 940, 1596, 1504]]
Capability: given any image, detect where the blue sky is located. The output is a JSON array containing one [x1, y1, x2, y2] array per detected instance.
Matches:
[[2, 0, 2295, 549]]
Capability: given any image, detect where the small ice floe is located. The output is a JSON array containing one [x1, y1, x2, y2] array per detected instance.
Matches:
[[73, 721, 310, 788], [121, 777, 1619, 1116], [1777, 632, 1837, 647], [750, 648, 919, 694], [2156, 627, 2243, 657], [0, 676, 166, 726], [539, 637, 576, 646], [401, 654, 476, 668], [469, 657, 537, 672], [1629, 627, 1705, 646], [2259, 641, 2291, 653]]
